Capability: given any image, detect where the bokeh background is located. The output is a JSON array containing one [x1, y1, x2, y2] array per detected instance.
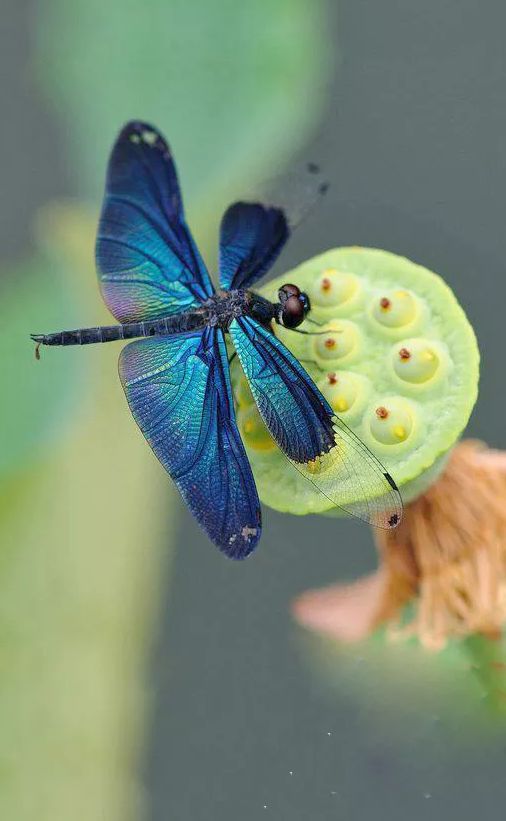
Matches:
[[2, 1, 506, 819]]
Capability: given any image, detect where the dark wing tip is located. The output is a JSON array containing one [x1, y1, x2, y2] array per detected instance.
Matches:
[[383, 471, 397, 491], [219, 201, 290, 290], [220, 523, 262, 560], [371, 476, 403, 530], [224, 200, 288, 222], [118, 119, 158, 136], [115, 120, 169, 153]]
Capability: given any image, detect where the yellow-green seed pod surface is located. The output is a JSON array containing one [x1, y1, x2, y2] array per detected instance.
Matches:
[[231, 248, 479, 516]]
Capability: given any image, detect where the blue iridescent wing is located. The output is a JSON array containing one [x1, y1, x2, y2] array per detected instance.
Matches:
[[96, 121, 214, 323], [229, 317, 403, 529], [219, 202, 289, 291], [119, 327, 261, 558]]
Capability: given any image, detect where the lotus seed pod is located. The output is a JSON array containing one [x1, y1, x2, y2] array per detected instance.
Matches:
[[231, 247, 479, 516]]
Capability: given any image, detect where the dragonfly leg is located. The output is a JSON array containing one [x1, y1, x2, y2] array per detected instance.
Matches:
[[283, 327, 329, 336]]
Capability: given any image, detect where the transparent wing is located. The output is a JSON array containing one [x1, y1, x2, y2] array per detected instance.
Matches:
[[229, 317, 403, 529], [96, 121, 214, 323], [119, 327, 261, 558], [219, 201, 289, 291]]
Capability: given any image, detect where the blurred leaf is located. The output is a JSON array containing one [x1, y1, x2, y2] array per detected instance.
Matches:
[[0, 203, 172, 821], [36, 0, 331, 208], [0, 335, 170, 821]]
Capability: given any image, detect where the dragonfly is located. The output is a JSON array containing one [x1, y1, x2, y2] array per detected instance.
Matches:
[[31, 121, 402, 558]]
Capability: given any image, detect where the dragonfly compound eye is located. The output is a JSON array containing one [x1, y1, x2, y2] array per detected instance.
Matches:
[[278, 283, 301, 304], [299, 292, 311, 316], [281, 295, 305, 328]]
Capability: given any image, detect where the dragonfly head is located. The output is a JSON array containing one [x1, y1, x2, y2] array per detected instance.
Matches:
[[276, 283, 311, 329]]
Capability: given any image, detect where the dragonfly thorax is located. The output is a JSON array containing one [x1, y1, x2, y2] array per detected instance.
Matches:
[[203, 290, 277, 331], [200, 285, 310, 333]]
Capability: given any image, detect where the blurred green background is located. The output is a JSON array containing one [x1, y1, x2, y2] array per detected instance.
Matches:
[[2, 1, 506, 819]]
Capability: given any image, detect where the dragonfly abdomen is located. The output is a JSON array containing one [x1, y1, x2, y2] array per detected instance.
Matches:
[[32, 326, 125, 347], [31, 311, 206, 350]]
